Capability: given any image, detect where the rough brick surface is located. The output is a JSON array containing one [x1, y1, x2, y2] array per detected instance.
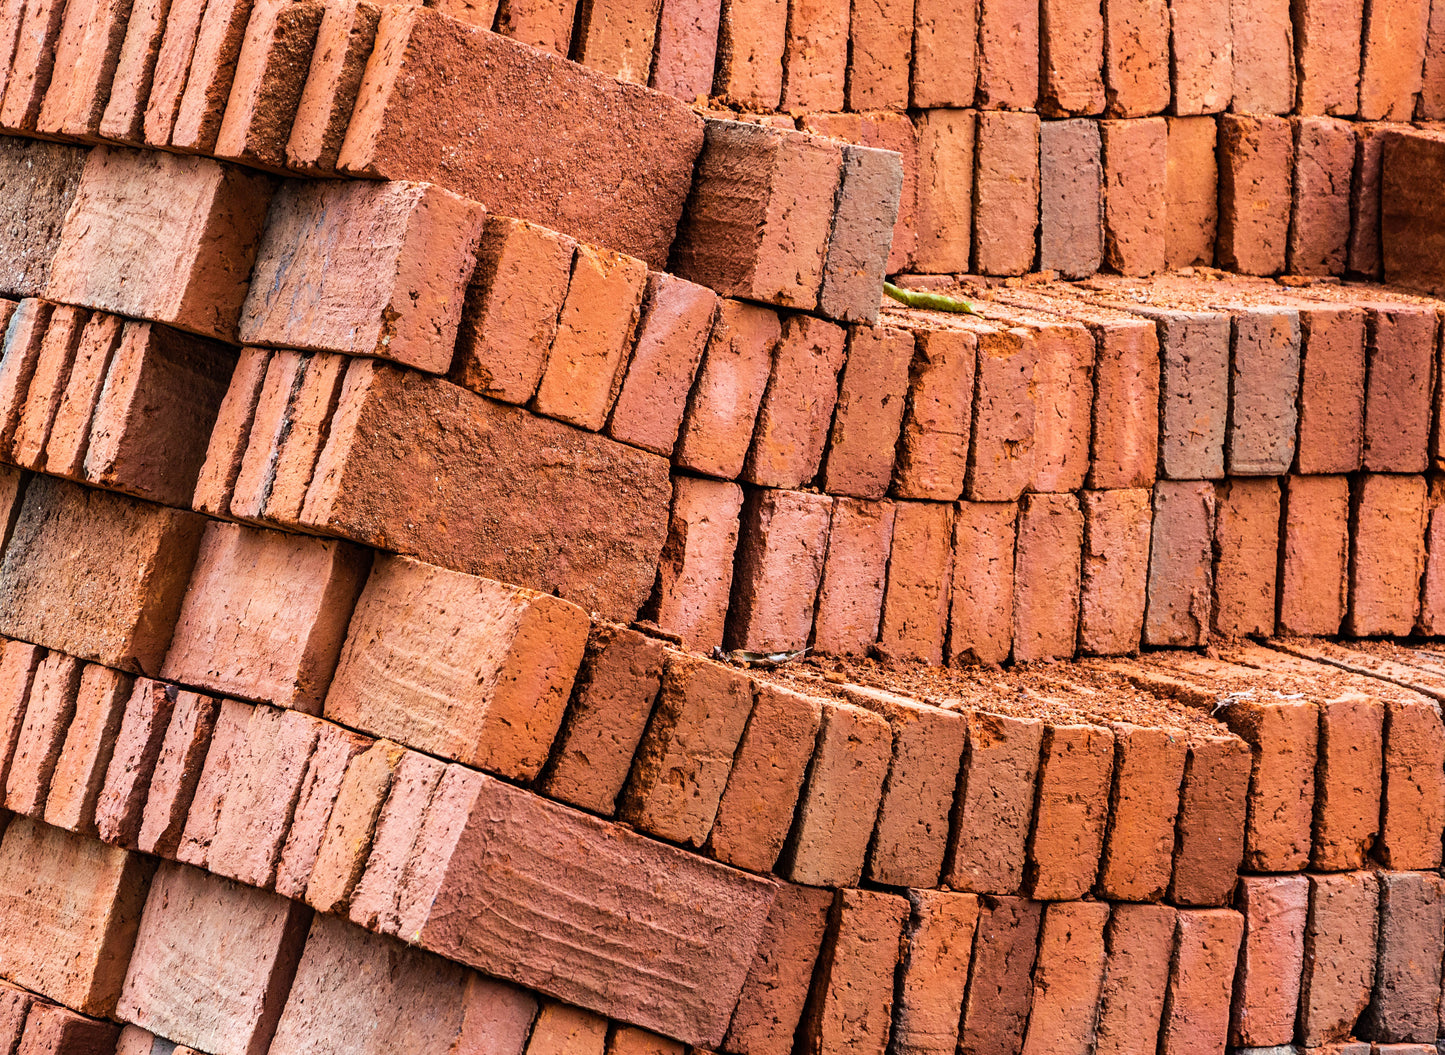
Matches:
[[973, 111, 1040, 276], [947, 500, 1016, 666], [44, 663, 132, 834], [878, 500, 953, 665], [1020, 901, 1109, 1055], [812, 498, 895, 656], [1012, 493, 1083, 663], [1230, 875, 1308, 1047], [958, 896, 1042, 1055], [1363, 871, 1445, 1043], [1296, 306, 1366, 474], [1039, 0, 1103, 115], [94, 678, 176, 849], [1362, 306, 1434, 473], [1079, 489, 1151, 655], [1217, 115, 1292, 275], [743, 315, 846, 488], [726, 488, 832, 654], [1093, 904, 1176, 1055], [1295, 0, 1363, 115], [1102, 118, 1166, 275], [1378, 694, 1445, 870], [893, 325, 974, 501], [1278, 474, 1350, 635], [724, 884, 833, 1055], [1098, 722, 1186, 900], [1145, 480, 1216, 647], [819, 146, 899, 321], [1290, 117, 1356, 275], [1039, 119, 1103, 279], [1158, 909, 1244, 1055], [821, 325, 912, 499], [891, 890, 979, 1055], [1348, 473, 1426, 636], [673, 300, 780, 479], [1027, 723, 1114, 900], [1358, 0, 1430, 120], [911, 109, 974, 272], [1170, 736, 1250, 906], [1164, 116, 1218, 267], [1168, 0, 1231, 114], [1212, 478, 1281, 638], [648, 476, 743, 652], [976, 0, 1037, 108], [1299, 871, 1379, 1046], [945, 712, 1041, 895], [798, 890, 907, 1055]]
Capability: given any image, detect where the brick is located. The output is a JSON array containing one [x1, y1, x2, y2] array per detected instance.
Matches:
[[618, 653, 753, 846], [1011, 493, 1083, 663], [820, 326, 911, 498], [45, 149, 273, 341], [647, 477, 742, 652], [1164, 115, 1219, 267], [1355, 122, 1413, 278], [96, 0, 178, 142], [82, 321, 239, 508], [846, 0, 911, 110], [532, 245, 648, 430], [1040, 0, 1103, 115], [1425, 481, 1445, 631], [608, 274, 716, 454], [743, 316, 846, 487], [393, 765, 494, 944], [912, 108, 974, 272], [957, 896, 1043, 1055], [976, 0, 1037, 107], [0, 0, 68, 133], [1026, 722, 1113, 900], [163, 0, 263, 152], [0, 640, 38, 800], [271, 915, 536, 1055], [212, 0, 326, 169], [1170, 736, 1250, 906], [1101, 118, 1166, 275], [706, 682, 821, 872], [650, 0, 721, 99], [910, 0, 975, 107], [299, 363, 671, 621], [945, 712, 1041, 895], [798, 890, 908, 1055], [173, 697, 251, 868], [1289, 671, 1379, 866], [161, 522, 367, 713], [33, 0, 134, 139], [973, 111, 1040, 275], [1277, 474, 1349, 634], [347, 749, 445, 933], [779, 0, 846, 109], [1158, 909, 1244, 1055], [1218, 115, 1292, 275], [1290, 117, 1355, 275], [1296, 306, 1366, 473], [1295, 0, 1363, 115], [1229, 0, 1293, 113], [493, 0, 576, 55], [0, 299, 53, 452], [1168, 0, 1231, 114], [273, 722, 369, 899], [246, 184, 487, 371], [40, 313, 124, 480], [1362, 306, 1434, 473], [118, 862, 311, 1055], [0, 817, 155, 1016], [192, 346, 271, 515], [777, 699, 892, 887], [606, 1027, 683, 1055], [947, 500, 1016, 665], [1298, 872, 1379, 1045], [967, 325, 1037, 501], [712, 0, 786, 107], [890, 890, 978, 1055], [893, 325, 975, 500], [878, 500, 953, 664], [1348, 474, 1426, 635], [820, 144, 901, 324], [4, 650, 80, 816], [1359, 0, 1430, 119], [43, 664, 132, 834], [1217, 693, 1316, 873], [1230, 876, 1307, 1047], [1039, 119, 1103, 279], [1144, 480, 1216, 647], [572, 0, 663, 82], [0, 477, 205, 672], [284, 0, 380, 172], [305, 738, 405, 913], [14, 1004, 119, 1054], [1079, 489, 1151, 655], [726, 488, 832, 654], [326, 554, 586, 779], [1021, 901, 1110, 1055], [673, 300, 780, 479], [812, 498, 894, 656], [1098, 722, 1186, 900], [724, 884, 833, 1055], [1363, 871, 1445, 1043], [11, 304, 88, 470], [1212, 478, 1281, 637], [673, 123, 840, 309], [133, 690, 218, 856], [94, 679, 176, 848], [0, 142, 83, 300], [1093, 904, 1176, 1055], [1103, 0, 1169, 116], [1425, 0, 1445, 117], [1378, 692, 1445, 869], [525, 1004, 607, 1055]]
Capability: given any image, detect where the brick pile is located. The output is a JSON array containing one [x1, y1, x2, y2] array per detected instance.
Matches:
[[0, 0, 1437, 1054]]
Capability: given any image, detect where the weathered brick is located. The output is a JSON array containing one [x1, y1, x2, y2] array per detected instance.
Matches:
[[712, 0, 786, 107], [821, 326, 911, 498], [1012, 493, 1083, 663], [1362, 305, 1434, 473], [1163, 115, 1218, 267], [1093, 904, 1176, 1055], [1211, 477, 1281, 637], [1362, 871, 1445, 1043], [649, 0, 722, 99], [42, 663, 132, 834], [724, 884, 833, 1055], [1020, 901, 1110, 1055], [1277, 474, 1349, 635], [892, 324, 975, 501], [878, 500, 953, 665], [94, 678, 175, 848], [1157, 909, 1244, 1055], [820, 144, 901, 324], [1347, 474, 1426, 636], [726, 488, 832, 654], [37, 313, 122, 480], [1358, 0, 1430, 120], [34, 0, 136, 139], [173, 697, 251, 869], [273, 721, 370, 899], [947, 500, 1016, 665], [305, 738, 405, 913], [1168, 0, 1231, 114], [646, 477, 742, 652], [779, 0, 846, 109], [1103, 0, 1169, 116], [1079, 489, 1151, 655], [1217, 115, 1292, 275], [890, 890, 979, 1055], [945, 711, 1041, 895], [1040, 0, 1103, 115], [1097, 722, 1185, 900], [1290, 117, 1356, 275], [1230, 875, 1308, 1047], [812, 498, 894, 656], [910, 0, 975, 107], [1298, 871, 1379, 1045], [1027, 722, 1114, 900], [4, 650, 81, 816], [976, 0, 1037, 108], [136, 691, 221, 858], [14, 1003, 119, 1054], [1295, 305, 1366, 474], [973, 111, 1040, 276], [1101, 118, 1166, 276], [1170, 735, 1250, 906], [845, 0, 911, 110], [1039, 119, 1103, 279], [1294, 0, 1363, 115], [798, 890, 908, 1055], [957, 896, 1042, 1055], [1229, 0, 1292, 113], [1144, 480, 1216, 647], [911, 109, 974, 272], [743, 316, 846, 488], [347, 749, 445, 934], [11, 304, 88, 471]]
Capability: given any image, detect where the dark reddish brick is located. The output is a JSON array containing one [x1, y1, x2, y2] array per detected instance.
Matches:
[[820, 325, 911, 498], [1211, 478, 1280, 638], [93, 679, 176, 848], [712, 0, 786, 108], [4, 651, 81, 817], [1011, 493, 1082, 663], [1170, 735, 1250, 906], [945, 711, 1040, 895], [1290, 117, 1356, 275], [647, 476, 742, 652], [890, 890, 979, 1055], [1295, 305, 1366, 474], [43, 663, 132, 835], [726, 488, 832, 654], [1377, 691, 1445, 870], [1362, 871, 1445, 1044], [1039, 120, 1103, 279], [1356, 121, 1415, 278], [957, 896, 1042, 1055], [1277, 474, 1350, 635]]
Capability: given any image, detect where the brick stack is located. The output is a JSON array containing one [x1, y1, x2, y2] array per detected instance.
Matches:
[[0, 0, 1436, 1054]]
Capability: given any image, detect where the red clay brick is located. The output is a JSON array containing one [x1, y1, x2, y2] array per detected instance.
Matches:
[[1363, 871, 1445, 1043], [0, 298, 53, 451], [45, 149, 273, 342], [173, 697, 251, 868], [778, 699, 892, 887], [33, 0, 134, 139], [649, 0, 722, 99], [1164, 115, 1218, 267], [1093, 904, 1176, 1055], [812, 498, 895, 656], [1354, 122, 1414, 278], [1362, 306, 1435, 473], [11, 304, 88, 470], [533, 245, 649, 430], [1025, 319, 1095, 494], [1296, 305, 1366, 473], [712, 0, 785, 107], [525, 1004, 607, 1055], [1102, 0, 1169, 116], [966, 325, 1037, 501], [618, 653, 754, 847], [40, 313, 125, 480], [805, 109, 920, 274], [910, 0, 975, 107], [164, 0, 264, 152], [958, 896, 1042, 1055], [1424, 0, 1445, 117], [1011, 493, 1083, 663], [945, 711, 1040, 894], [724, 884, 834, 1055], [1144, 480, 1216, 647], [97, 0, 182, 142], [0, 144, 82, 301], [976, 0, 1037, 108], [1295, 0, 1363, 115], [93, 678, 176, 848], [326, 554, 586, 780], [0, 817, 155, 1016], [1230, 875, 1308, 1047], [1290, 117, 1356, 275], [0, 0, 69, 133], [134, 690, 218, 857], [1026, 722, 1113, 900], [891, 890, 979, 1055], [392, 763, 494, 943], [1039, 120, 1103, 279], [1101, 118, 1166, 275], [779, 0, 846, 110], [305, 738, 405, 913], [1078, 489, 1150, 655], [647, 477, 742, 651], [271, 725, 368, 900], [1040, 0, 1103, 115], [820, 143, 902, 323], [1299, 871, 1379, 1045], [973, 111, 1040, 276], [284, 0, 381, 173], [1277, 474, 1350, 635], [1020, 901, 1109, 1055], [947, 500, 1016, 665], [1170, 735, 1250, 906], [743, 315, 846, 487], [1217, 115, 1293, 275], [892, 325, 974, 501], [821, 326, 911, 498], [4, 650, 80, 817], [878, 500, 953, 664], [1229, 0, 1293, 113], [607, 274, 716, 455], [0, 640, 39, 798], [16, 1000, 119, 1054], [845, 0, 911, 110], [1424, 480, 1445, 631], [798, 889, 908, 1055], [673, 300, 780, 479], [1312, 688, 1385, 871], [1211, 477, 1281, 637], [1158, 909, 1244, 1055], [1348, 473, 1427, 635], [1097, 722, 1185, 900], [43, 664, 132, 835], [192, 346, 270, 516], [726, 488, 832, 654], [912, 109, 974, 272], [1168, 0, 1231, 114], [494, 0, 575, 55], [573, 0, 664, 83], [347, 748, 445, 933], [1358, 0, 1430, 120], [1378, 692, 1445, 870]]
